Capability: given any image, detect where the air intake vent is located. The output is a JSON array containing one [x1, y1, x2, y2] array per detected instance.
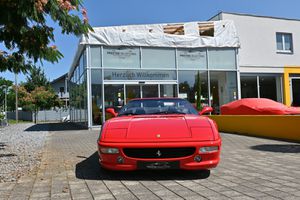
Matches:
[[123, 147, 195, 159]]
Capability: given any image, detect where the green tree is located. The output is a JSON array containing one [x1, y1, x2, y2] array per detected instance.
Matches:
[[0, 0, 92, 73], [6, 85, 29, 111], [0, 77, 13, 88], [31, 86, 61, 109], [6, 84, 61, 111], [179, 81, 191, 99], [24, 66, 50, 92], [19, 86, 61, 123], [194, 71, 202, 111]]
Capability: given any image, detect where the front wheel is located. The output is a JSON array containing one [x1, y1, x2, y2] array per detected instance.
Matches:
[[196, 169, 210, 179]]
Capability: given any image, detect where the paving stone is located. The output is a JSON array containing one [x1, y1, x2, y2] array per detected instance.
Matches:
[[29, 197, 51, 200], [30, 192, 50, 198], [114, 193, 138, 200], [183, 195, 207, 200], [283, 196, 300, 200], [1, 123, 299, 199], [135, 194, 161, 200], [220, 190, 243, 197], [50, 193, 71, 199], [230, 196, 256, 200], [207, 195, 234, 200], [93, 193, 115, 200]]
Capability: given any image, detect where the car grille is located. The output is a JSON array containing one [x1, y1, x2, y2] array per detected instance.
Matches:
[[123, 147, 196, 159]]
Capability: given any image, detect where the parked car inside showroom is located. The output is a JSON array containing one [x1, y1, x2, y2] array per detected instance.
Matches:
[[97, 98, 221, 176]]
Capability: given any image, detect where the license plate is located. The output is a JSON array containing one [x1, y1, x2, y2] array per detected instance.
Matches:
[[137, 161, 179, 170]]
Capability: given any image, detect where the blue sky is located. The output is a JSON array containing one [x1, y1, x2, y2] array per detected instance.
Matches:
[[2, 0, 300, 83]]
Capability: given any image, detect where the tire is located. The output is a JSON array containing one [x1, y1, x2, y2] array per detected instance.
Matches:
[[197, 169, 210, 179]]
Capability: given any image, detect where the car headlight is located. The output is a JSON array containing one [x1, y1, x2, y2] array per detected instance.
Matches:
[[100, 147, 119, 154], [199, 146, 219, 153]]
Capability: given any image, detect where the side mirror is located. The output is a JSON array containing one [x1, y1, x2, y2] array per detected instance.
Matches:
[[106, 108, 118, 117], [199, 106, 213, 115]]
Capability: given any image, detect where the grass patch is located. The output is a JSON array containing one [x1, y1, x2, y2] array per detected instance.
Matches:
[[8, 119, 31, 124]]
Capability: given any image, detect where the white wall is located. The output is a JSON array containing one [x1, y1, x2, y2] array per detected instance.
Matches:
[[222, 13, 300, 72], [51, 78, 69, 100]]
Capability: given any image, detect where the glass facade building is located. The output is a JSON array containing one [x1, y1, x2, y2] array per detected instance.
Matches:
[[69, 46, 239, 128], [69, 50, 88, 125]]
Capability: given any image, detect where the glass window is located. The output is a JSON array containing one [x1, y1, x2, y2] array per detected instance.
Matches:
[[259, 76, 281, 102], [241, 76, 258, 98], [125, 85, 140, 103], [76, 66, 80, 82], [276, 33, 293, 53], [210, 71, 237, 114], [103, 47, 140, 68], [240, 74, 282, 102], [79, 69, 84, 84], [276, 33, 283, 50], [160, 84, 177, 98], [82, 71, 88, 125], [83, 49, 87, 67], [91, 70, 102, 125], [142, 47, 175, 68], [104, 84, 124, 120], [104, 69, 176, 81], [177, 48, 207, 69], [178, 71, 208, 110], [90, 46, 101, 67], [74, 67, 78, 83], [59, 87, 64, 93], [78, 56, 83, 77], [208, 48, 236, 69], [142, 85, 158, 98], [291, 78, 300, 106], [284, 35, 292, 51], [70, 73, 73, 83], [78, 73, 86, 124]]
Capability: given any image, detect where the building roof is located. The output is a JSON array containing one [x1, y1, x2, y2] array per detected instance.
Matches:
[[51, 73, 67, 84], [82, 20, 239, 48], [210, 11, 300, 22]]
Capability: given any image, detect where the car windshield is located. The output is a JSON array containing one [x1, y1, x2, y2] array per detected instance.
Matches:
[[118, 98, 199, 116]]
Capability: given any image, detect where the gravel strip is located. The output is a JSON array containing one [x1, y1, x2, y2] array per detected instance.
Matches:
[[0, 123, 47, 182]]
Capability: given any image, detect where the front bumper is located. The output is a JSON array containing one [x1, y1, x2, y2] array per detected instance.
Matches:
[[98, 139, 221, 171]]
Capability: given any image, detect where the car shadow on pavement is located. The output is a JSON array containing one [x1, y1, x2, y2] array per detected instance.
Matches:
[[75, 152, 210, 181], [25, 122, 87, 132], [251, 144, 300, 153]]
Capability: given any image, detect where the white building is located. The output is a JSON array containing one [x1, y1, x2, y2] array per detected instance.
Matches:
[[50, 73, 69, 107], [211, 12, 300, 106]]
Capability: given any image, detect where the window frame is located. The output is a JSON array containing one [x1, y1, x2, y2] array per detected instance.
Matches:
[[276, 32, 293, 54]]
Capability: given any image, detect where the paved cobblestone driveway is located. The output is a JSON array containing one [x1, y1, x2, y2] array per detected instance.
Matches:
[[1, 124, 300, 200]]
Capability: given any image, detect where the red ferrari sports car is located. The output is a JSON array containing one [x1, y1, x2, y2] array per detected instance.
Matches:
[[97, 98, 221, 174]]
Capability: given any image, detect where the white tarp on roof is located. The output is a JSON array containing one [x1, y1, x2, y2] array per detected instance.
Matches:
[[80, 20, 239, 48], [70, 20, 240, 72]]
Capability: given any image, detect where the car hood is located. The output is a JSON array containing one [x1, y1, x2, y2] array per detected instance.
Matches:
[[102, 115, 215, 143]]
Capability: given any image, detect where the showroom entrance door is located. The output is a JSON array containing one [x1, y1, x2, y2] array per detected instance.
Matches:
[[125, 83, 178, 103], [125, 84, 160, 102], [290, 78, 300, 106]]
